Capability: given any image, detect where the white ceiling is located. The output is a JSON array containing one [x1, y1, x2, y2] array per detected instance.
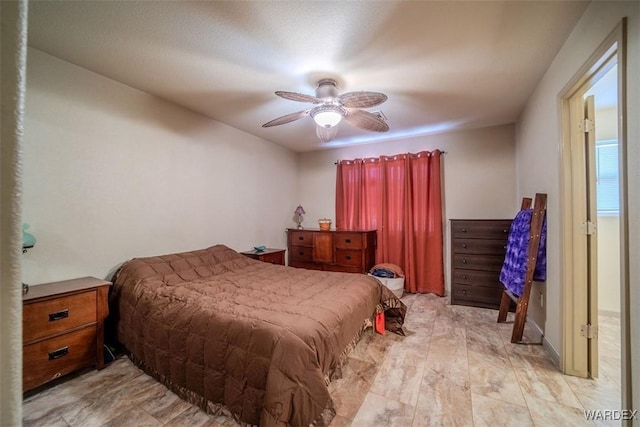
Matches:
[[27, 1, 589, 152]]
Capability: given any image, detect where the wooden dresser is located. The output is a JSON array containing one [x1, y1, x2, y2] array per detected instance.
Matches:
[[287, 229, 376, 273], [23, 277, 111, 392], [450, 219, 512, 309]]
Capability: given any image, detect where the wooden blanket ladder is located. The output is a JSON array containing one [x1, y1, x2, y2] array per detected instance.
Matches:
[[497, 193, 547, 343]]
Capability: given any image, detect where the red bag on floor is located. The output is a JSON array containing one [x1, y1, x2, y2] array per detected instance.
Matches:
[[375, 312, 386, 335]]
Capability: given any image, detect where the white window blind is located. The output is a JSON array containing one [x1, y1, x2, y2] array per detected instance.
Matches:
[[595, 139, 619, 215]]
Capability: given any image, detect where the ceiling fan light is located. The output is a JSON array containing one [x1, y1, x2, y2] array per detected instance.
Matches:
[[312, 110, 343, 128]]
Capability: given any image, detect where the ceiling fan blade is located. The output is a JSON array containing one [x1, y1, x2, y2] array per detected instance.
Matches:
[[344, 109, 389, 132], [316, 125, 339, 143], [275, 91, 322, 104], [262, 110, 309, 127], [338, 91, 387, 108]]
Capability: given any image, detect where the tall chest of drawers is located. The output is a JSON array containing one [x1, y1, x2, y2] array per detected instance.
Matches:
[[23, 277, 111, 392], [287, 229, 376, 273], [450, 219, 512, 309]]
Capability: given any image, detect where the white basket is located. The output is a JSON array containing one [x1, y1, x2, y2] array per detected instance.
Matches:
[[369, 274, 404, 298]]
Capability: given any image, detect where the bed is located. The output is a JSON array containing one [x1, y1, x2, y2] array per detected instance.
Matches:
[[110, 244, 406, 426]]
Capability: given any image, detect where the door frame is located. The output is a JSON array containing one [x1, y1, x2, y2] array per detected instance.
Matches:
[[559, 17, 630, 404]]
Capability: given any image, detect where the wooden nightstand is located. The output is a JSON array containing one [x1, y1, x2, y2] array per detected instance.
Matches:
[[22, 276, 112, 392], [240, 248, 286, 265]]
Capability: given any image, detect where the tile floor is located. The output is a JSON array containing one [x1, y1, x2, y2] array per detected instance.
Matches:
[[23, 294, 622, 427]]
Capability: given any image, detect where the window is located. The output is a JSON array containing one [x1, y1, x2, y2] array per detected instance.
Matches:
[[595, 139, 619, 215]]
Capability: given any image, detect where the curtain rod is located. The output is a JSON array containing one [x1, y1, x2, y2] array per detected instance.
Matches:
[[334, 151, 447, 165]]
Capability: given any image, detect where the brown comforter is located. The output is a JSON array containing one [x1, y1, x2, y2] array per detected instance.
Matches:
[[111, 245, 405, 426]]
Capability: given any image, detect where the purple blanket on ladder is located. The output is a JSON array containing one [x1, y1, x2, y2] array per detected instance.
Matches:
[[499, 209, 547, 297]]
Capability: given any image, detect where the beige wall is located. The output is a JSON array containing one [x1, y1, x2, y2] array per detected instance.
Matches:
[[298, 124, 517, 295], [516, 0, 639, 410], [22, 49, 298, 285]]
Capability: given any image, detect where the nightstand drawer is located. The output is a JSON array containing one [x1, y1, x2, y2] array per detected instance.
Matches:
[[240, 249, 286, 265], [23, 326, 96, 391], [259, 251, 285, 265], [24, 291, 96, 343]]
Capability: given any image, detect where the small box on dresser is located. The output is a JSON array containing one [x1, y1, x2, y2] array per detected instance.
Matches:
[[450, 219, 512, 309], [22, 276, 111, 392]]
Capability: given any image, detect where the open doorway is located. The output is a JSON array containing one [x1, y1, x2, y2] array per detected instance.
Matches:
[[560, 20, 630, 414], [585, 61, 622, 400]]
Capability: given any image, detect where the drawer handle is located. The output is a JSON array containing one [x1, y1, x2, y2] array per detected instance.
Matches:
[[298, 236, 304, 240], [503, 245, 507, 249], [271, 260, 276, 264], [462, 290, 467, 295], [345, 238, 352, 243], [48, 346, 69, 360], [298, 251, 304, 256], [462, 274, 468, 280], [503, 229, 508, 233], [461, 228, 467, 232], [345, 255, 351, 260], [462, 243, 468, 248], [49, 309, 69, 322], [462, 259, 467, 264]]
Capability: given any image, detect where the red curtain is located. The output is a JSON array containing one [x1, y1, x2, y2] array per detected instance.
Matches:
[[336, 151, 444, 295]]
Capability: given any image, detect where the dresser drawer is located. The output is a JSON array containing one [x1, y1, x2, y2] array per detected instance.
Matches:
[[335, 249, 362, 267], [452, 269, 503, 288], [323, 264, 362, 274], [451, 284, 503, 307], [452, 238, 508, 255], [289, 246, 313, 261], [452, 221, 511, 239], [335, 233, 364, 249], [452, 254, 505, 272], [23, 326, 96, 391], [289, 231, 315, 246], [289, 260, 322, 271], [24, 291, 96, 343]]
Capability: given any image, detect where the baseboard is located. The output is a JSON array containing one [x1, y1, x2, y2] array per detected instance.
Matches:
[[525, 315, 561, 369], [525, 314, 545, 341], [542, 336, 561, 369]]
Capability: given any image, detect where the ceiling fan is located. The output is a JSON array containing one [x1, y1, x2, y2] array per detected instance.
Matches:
[[262, 79, 389, 142]]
